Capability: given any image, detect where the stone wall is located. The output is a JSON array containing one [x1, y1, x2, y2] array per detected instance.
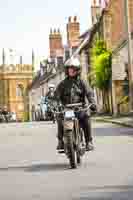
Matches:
[[129, 0, 133, 31], [112, 42, 130, 114], [112, 42, 128, 81], [110, 0, 125, 49]]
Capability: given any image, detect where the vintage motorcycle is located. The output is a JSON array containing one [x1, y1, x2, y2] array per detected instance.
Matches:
[[56, 103, 93, 169], [45, 102, 56, 123]]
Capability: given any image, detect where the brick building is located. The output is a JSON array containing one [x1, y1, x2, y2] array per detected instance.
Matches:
[[67, 16, 80, 51], [90, 0, 133, 114], [103, 0, 133, 114]]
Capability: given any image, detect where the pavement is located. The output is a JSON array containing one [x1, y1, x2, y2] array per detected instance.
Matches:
[[0, 121, 133, 199], [94, 114, 133, 128]]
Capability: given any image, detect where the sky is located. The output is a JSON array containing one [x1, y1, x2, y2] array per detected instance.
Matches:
[[0, 0, 92, 68]]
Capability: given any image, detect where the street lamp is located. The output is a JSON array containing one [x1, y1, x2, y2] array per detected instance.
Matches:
[[124, 0, 133, 110]]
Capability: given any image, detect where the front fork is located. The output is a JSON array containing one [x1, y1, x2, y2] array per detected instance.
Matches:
[[63, 119, 74, 156], [63, 119, 81, 155]]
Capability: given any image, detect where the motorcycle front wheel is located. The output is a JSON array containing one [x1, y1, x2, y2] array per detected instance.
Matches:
[[76, 150, 81, 164], [66, 131, 76, 169]]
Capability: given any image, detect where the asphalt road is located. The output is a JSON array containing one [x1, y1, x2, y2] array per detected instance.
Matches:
[[0, 121, 133, 200]]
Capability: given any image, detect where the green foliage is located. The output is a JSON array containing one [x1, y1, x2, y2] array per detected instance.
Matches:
[[90, 39, 112, 90], [118, 95, 129, 105], [89, 39, 112, 113], [91, 40, 107, 56], [23, 111, 29, 122]]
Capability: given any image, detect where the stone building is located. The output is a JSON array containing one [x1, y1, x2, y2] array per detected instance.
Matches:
[[0, 49, 33, 121], [90, 0, 133, 115], [103, 0, 133, 114]]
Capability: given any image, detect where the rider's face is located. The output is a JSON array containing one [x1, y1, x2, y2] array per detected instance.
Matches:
[[68, 67, 77, 77]]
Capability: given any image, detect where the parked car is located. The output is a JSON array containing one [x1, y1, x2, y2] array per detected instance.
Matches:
[[0, 113, 5, 123]]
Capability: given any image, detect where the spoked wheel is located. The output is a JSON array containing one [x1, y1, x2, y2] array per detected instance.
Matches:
[[76, 128, 84, 165], [53, 114, 56, 124], [76, 150, 81, 165], [66, 131, 77, 169]]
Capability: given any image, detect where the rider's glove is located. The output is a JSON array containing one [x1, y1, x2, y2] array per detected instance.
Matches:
[[90, 104, 97, 112]]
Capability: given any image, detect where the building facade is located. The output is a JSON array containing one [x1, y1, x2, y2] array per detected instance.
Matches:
[[103, 0, 133, 114], [0, 49, 33, 121], [90, 0, 133, 115]]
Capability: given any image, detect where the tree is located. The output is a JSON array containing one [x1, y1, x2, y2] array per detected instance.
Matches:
[[89, 39, 112, 112]]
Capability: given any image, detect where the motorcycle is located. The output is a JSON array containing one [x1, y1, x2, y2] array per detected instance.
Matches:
[[50, 104, 56, 124], [56, 103, 93, 169], [45, 101, 57, 123]]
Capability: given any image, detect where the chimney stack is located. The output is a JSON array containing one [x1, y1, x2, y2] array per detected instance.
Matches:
[[49, 28, 64, 58], [99, 0, 102, 6], [91, 0, 101, 25], [93, 0, 96, 6], [67, 16, 80, 48]]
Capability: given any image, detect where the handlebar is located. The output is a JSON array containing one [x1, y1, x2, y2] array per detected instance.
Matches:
[[65, 103, 83, 108], [55, 103, 94, 114]]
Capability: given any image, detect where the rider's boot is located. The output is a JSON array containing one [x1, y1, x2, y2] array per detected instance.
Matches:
[[56, 140, 64, 150], [86, 141, 94, 151]]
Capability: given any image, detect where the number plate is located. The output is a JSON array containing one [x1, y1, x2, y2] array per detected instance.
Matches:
[[65, 110, 75, 118]]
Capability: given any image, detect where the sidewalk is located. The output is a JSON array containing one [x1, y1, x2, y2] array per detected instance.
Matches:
[[93, 114, 133, 128]]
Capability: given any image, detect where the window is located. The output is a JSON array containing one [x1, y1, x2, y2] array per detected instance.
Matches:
[[16, 84, 24, 97]]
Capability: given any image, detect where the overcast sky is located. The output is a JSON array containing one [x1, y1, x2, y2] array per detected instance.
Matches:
[[0, 0, 93, 67]]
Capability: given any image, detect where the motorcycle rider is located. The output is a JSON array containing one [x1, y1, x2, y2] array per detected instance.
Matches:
[[45, 84, 56, 120], [55, 57, 97, 151], [45, 84, 55, 102]]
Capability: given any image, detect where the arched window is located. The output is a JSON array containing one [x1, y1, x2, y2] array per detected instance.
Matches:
[[16, 84, 24, 97]]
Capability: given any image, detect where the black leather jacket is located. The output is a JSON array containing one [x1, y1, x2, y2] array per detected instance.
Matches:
[[55, 76, 95, 106]]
